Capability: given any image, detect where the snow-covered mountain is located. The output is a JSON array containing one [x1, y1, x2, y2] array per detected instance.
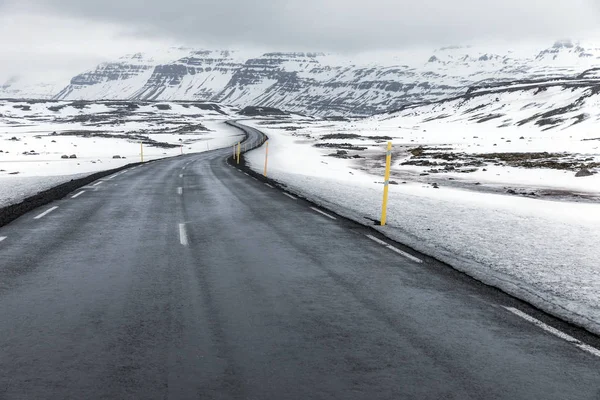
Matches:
[[1, 76, 68, 100], [2, 40, 600, 116], [374, 73, 600, 133]]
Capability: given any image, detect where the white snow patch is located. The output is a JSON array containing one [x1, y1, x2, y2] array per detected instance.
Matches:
[[0, 100, 241, 207]]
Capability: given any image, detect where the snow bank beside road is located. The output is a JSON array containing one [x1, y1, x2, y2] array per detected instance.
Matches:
[[0, 175, 89, 208], [244, 121, 600, 335]]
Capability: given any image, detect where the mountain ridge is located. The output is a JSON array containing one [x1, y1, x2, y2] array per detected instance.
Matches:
[[2, 40, 600, 116]]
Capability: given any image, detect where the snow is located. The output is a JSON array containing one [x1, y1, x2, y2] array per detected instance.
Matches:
[[0, 100, 242, 207], [0, 75, 71, 100], [333, 84, 600, 197], [0, 175, 90, 208], [243, 118, 600, 335]]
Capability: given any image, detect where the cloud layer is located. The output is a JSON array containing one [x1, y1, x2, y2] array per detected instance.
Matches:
[[1, 0, 599, 83], [6, 0, 600, 51]]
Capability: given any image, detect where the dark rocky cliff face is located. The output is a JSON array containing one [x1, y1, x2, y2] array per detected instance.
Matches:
[[54, 62, 154, 99], [130, 51, 246, 101]]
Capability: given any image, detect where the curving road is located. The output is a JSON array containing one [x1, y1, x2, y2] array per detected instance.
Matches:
[[0, 122, 599, 399]]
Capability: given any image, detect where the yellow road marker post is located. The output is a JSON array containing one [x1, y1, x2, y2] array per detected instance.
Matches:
[[380, 142, 392, 226], [263, 141, 269, 177], [236, 142, 241, 164]]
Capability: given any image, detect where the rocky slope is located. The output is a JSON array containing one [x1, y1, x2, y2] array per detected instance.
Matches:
[[2, 40, 600, 116]]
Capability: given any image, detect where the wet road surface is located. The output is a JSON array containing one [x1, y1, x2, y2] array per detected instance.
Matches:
[[0, 122, 599, 399]]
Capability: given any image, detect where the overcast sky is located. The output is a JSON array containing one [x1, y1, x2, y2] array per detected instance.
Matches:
[[1, 0, 600, 82]]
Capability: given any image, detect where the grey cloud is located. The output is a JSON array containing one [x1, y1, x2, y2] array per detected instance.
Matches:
[[7, 0, 600, 51]]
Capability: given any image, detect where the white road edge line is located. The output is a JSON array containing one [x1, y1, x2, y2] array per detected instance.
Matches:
[[179, 223, 189, 246], [106, 171, 126, 180], [178, 187, 183, 195], [93, 181, 103, 186], [283, 193, 297, 200], [365, 234, 423, 264], [34, 206, 59, 220], [0, 237, 6, 243], [265, 183, 275, 188], [503, 306, 600, 358], [252, 177, 258, 181], [244, 173, 249, 176], [71, 191, 85, 199], [310, 207, 337, 220]]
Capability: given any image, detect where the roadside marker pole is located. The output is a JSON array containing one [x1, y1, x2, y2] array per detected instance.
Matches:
[[236, 142, 241, 164], [140, 141, 144, 163], [380, 142, 392, 226], [263, 141, 269, 177]]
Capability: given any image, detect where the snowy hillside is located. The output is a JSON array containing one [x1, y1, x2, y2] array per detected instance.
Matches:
[[318, 77, 600, 199], [3, 40, 600, 116]]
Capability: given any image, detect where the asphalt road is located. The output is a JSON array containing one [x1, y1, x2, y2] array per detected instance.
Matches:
[[0, 122, 599, 399]]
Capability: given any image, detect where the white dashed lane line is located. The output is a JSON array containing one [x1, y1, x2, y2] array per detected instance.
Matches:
[[265, 183, 275, 189], [179, 223, 189, 246], [366, 234, 423, 264], [504, 307, 600, 358], [0, 237, 6, 243], [34, 206, 59, 220], [310, 207, 337, 220], [93, 181, 103, 187], [178, 187, 183, 195], [283, 193, 297, 200], [179, 174, 183, 178], [71, 191, 85, 199]]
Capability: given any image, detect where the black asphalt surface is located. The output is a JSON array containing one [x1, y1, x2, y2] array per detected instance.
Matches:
[[0, 122, 599, 399]]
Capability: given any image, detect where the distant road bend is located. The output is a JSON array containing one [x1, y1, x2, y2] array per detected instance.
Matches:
[[0, 121, 599, 399]]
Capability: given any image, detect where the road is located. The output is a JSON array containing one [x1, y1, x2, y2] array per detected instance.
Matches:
[[0, 122, 599, 399]]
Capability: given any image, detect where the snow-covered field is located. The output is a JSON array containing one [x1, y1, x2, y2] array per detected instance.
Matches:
[[252, 83, 600, 201], [243, 106, 600, 335], [0, 100, 243, 206]]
